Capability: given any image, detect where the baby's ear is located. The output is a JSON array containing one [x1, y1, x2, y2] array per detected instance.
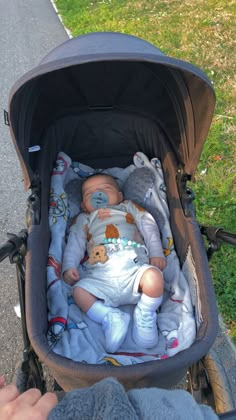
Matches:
[[81, 201, 86, 211], [119, 191, 123, 201]]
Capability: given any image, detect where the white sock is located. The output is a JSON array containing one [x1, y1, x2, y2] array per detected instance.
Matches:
[[86, 301, 112, 324], [138, 293, 163, 312]]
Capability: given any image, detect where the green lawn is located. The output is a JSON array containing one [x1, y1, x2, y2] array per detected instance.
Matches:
[[55, 0, 236, 340]]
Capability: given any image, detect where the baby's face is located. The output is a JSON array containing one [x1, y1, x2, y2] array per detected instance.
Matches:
[[81, 175, 123, 213]]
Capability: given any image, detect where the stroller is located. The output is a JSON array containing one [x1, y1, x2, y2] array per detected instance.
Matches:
[[1, 32, 236, 416]]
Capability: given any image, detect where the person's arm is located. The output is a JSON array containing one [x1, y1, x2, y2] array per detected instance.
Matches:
[[140, 212, 164, 257], [127, 202, 166, 270], [62, 214, 87, 284], [140, 212, 166, 270], [62, 232, 86, 273], [0, 375, 57, 420]]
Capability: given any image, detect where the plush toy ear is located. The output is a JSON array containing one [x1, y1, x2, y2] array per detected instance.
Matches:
[[65, 178, 83, 218], [123, 167, 154, 206], [122, 167, 165, 229]]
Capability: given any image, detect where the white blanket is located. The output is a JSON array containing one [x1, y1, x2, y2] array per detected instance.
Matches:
[[47, 151, 196, 365]]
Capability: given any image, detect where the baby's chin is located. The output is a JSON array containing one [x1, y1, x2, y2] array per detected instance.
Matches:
[[86, 199, 121, 212]]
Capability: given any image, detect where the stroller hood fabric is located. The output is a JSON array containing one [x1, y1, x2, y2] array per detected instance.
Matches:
[[8, 32, 215, 190]]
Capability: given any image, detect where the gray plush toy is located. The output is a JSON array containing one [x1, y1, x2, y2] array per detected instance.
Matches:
[[65, 178, 83, 230], [122, 167, 165, 230]]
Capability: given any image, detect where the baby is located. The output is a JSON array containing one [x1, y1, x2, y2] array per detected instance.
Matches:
[[62, 174, 166, 353]]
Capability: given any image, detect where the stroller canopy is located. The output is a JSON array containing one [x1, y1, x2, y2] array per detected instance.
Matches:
[[8, 32, 215, 189]]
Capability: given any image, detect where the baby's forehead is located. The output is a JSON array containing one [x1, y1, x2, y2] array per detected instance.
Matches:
[[82, 175, 117, 191]]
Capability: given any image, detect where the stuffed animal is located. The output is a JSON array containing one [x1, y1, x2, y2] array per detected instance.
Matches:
[[122, 167, 165, 228]]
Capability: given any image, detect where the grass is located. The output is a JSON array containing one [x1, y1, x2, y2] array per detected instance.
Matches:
[[55, 0, 236, 340]]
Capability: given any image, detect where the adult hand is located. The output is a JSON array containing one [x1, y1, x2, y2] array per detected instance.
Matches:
[[0, 375, 58, 420]]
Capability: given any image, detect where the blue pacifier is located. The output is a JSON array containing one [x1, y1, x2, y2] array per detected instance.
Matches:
[[90, 191, 109, 209]]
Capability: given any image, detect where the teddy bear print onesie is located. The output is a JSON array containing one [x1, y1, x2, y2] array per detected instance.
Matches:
[[62, 200, 165, 352]]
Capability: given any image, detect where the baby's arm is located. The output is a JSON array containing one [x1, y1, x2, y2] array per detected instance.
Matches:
[[64, 268, 80, 285], [140, 212, 166, 269], [149, 256, 166, 271], [62, 215, 87, 285], [127, 202, 166, 270]]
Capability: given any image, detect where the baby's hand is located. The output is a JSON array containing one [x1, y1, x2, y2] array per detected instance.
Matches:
[[63, 268, 80, 285], [150, 257, 167, 271]]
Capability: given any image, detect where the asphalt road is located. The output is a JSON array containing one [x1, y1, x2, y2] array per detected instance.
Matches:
[[0, 0, 235, 412], [0, 0, 68, 383]]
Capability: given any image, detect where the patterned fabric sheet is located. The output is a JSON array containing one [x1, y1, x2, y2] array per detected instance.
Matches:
[[47, 151, 196, 366]]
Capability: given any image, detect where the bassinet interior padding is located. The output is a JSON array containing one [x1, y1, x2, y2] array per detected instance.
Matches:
[[47, 151, 196, 365]]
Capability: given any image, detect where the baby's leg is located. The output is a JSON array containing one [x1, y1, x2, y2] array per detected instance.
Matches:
[[139, 267, 164, 297], [73, 286, 130, 353], [133, 268, 164, 348], [73, 286, 97, 312], [73, 286, 110, 323]]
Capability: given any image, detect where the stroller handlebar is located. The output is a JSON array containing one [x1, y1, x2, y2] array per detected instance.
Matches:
[[0, 230, 28, 263], [201, 226, 236, 248], [216, 229, 236, 247]]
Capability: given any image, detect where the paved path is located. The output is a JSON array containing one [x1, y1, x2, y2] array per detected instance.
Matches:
[[0, 0, 235, 411], [0, 0, 68, 383]]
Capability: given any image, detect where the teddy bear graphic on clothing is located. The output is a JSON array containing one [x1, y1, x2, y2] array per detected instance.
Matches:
[[88, 245, 109, 265]]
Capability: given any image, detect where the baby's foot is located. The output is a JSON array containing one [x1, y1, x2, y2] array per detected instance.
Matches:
[[102, 310, 130, 353], [133, 306, 158, 348]]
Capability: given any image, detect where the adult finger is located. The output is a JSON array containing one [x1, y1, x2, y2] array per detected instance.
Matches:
[[0, 391, 57, 420], [34, 392, 58, 417], [0, 376, 5, 387], [16, 388, 42, 406], [0, 384, 19, 404]]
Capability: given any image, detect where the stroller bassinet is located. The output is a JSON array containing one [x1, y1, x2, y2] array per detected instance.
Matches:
[[6, 32, 220, 392]]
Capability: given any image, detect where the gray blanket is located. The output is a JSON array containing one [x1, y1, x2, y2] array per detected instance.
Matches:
[[49, 377, 218, 419]]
